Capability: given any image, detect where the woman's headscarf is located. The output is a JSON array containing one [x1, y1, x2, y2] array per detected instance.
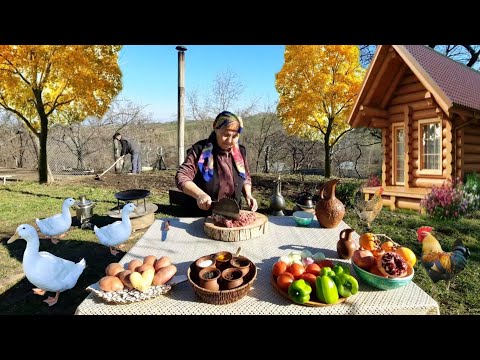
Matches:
[[197, 111, 246, 182]]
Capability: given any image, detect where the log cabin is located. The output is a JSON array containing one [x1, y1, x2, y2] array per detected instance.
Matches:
[[348, 45, 480, 211]]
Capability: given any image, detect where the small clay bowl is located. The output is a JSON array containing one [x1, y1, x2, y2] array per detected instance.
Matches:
[[198, 266, 221, 291], [214, 251, 233, 271], [230, 256, 251, 277], [221, 268, 244, 290], [195, 255, 216, 273]]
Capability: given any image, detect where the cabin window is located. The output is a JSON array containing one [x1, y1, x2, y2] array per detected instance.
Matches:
[[393, 124, 405, 185], [419, 119, 442, 175]]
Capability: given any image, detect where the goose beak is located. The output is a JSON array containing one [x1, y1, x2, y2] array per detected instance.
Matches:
[[133, 207, 140, 215], [7, 231, 20, 244]]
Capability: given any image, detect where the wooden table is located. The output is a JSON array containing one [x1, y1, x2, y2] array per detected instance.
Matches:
[[75, 216, 440, 315]]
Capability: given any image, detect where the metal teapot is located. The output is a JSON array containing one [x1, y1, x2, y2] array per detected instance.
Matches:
[[74, 195, 96, 229], [296, 191, 314, 209]]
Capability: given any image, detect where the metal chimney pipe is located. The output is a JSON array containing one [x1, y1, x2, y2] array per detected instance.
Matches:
[[176, 45, 187, 167]]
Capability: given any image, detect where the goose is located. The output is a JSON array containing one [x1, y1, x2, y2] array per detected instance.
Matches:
[[94, 203, 138, 256], [36, 197, 76, 244], [7, 224, 86, 306]]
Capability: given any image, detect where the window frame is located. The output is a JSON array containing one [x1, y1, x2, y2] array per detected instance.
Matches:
[[417, 118, 443, 176], [392, 122, 405, 185]]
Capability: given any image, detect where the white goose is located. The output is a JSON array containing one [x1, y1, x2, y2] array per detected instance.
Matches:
[[36, 197, 76, 244], [7, 224, 86, 306], [94, 203, 138, 256]]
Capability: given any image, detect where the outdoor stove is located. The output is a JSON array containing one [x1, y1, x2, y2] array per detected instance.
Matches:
[[108, 189, 157, 231]]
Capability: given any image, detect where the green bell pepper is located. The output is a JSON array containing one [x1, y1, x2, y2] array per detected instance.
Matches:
[[315, 275, 339, 304], [333, 264, 350, 276], [320, 267, 336, 277], [334, 273, 359, 298], [288, 279, 312, 304]]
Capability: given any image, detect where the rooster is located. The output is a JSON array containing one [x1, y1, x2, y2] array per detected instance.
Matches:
[[417, 226, 470, 290], [354, 187, 384, 229]]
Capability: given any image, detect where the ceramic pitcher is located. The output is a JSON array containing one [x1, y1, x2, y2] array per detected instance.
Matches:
[[315, 179, 345, 228]]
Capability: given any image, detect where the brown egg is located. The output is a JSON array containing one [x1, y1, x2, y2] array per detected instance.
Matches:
[[127, 259, 143, 271], [154, 256, 171, 272], [136, 263, 155, 273], [117, 270, 134, 289], [143, 255, 157, 266], [105, 263, 124, 277], [153, 264, 177, 286], [99, 276, 124, 292]]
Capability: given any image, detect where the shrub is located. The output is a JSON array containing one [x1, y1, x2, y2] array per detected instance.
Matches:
[[365, 174, 381, 188], [420, 179, 469, 220], [336, 180, 362, 208], [462, 173, 480, 211]]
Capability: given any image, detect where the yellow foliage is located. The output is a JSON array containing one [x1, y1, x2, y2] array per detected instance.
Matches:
[[0, 45, 122, 129], [275, 45, 365, 143]]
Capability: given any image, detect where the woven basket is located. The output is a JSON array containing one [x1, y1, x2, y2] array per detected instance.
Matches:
[[187, 258, 257, 305]]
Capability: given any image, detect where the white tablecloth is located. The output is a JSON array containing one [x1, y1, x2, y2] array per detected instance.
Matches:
[[75, 216, 439, 315]]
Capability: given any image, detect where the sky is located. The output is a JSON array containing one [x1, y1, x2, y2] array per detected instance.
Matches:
[[117, 45, 285, 122]]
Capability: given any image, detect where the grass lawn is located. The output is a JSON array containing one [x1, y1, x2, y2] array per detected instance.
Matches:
[[1, 176, 478, 315]]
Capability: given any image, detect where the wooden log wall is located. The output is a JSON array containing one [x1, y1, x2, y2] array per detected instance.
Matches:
[[463, 125, 480, 173], [386, 70, 450, 188], [456, 127, 463, 180]]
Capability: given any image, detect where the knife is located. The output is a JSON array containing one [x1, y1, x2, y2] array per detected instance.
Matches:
[[211, 197, 240, 220]]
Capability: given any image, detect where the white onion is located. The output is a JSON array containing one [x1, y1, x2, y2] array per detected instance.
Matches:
[[279, 255, 292, 265], [302, 257, 314, 266], [312, 252, 326, 263], [300, 250, 313, 259]]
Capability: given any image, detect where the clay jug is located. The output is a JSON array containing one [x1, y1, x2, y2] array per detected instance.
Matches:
[[336, 228, 358, 260], [315, 179, 345, 228]]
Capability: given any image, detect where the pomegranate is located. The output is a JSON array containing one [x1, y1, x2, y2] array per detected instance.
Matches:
[[377, 252, 408, 278], [352, 249, 375, 270]]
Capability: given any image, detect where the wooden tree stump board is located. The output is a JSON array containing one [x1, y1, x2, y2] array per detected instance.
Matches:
[[204, 211, 269, 242]]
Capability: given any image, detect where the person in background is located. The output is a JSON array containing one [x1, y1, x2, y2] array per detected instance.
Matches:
[[175, 110, 258, 215], [113, 132, 142, 174]]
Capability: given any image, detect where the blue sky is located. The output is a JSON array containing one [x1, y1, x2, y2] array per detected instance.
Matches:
[[117, 45, 285, 122]]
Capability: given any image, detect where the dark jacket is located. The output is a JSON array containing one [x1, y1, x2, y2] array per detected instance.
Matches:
[[119, 137, 140, 156]]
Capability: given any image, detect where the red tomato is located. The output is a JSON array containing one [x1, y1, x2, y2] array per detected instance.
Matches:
[[288, 263, 305, 279], [272, 261, 288, 277], [276, 272, 295, 292], [300, 272, 317, 289], [305, 263, 321, 276], [317, 259, 334, 268]]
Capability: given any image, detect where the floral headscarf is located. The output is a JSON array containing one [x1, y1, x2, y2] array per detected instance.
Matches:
[[197, 111, 246, 182]]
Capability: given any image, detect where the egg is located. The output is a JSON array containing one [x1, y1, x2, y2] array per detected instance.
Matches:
[[136, 263, 155, 273], [153, 264, 177, 286], [105, 263, 124, 277], [154, 256, 171, 272], [99, 276, 124, 292], [143, 255, 157, 266], [117, 270, 134, 290], [127, 259, 143, 271]]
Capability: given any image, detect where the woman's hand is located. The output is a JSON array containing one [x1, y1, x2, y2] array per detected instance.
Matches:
[[245, 195, 258, 212], [196, 193, 212, 211]]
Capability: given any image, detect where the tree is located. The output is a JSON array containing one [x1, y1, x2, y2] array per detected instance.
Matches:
[[0, 45, 122, 183], [275, 45, 365, 178]]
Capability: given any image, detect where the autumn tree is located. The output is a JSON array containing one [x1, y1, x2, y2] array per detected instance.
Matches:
[[0, 45, 122, 183], [275, 45, 365, 178]]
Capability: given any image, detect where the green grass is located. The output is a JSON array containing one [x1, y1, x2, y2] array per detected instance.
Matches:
[[1, 179, 479, 315]]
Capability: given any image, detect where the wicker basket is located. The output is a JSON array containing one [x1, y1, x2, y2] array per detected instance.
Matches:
[[187, 257, 257, 305]]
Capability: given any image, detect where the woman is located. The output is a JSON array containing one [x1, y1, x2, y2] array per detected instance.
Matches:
[[175, 111, 258, 215]]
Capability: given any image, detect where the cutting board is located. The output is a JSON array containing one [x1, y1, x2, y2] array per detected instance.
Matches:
[[204, 210, 269, 242]]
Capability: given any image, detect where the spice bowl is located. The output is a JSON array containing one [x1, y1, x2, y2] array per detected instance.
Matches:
[[214, 251, 233, 270], [195, 255, 216, 273], [230, 256, 251, 276], [198, 267, 221, 291], [187, 252, 257, 305]]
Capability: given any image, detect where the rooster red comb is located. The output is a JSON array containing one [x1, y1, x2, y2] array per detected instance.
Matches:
[[417, 226, 433, 241]]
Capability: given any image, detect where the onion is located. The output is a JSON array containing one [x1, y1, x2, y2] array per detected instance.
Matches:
[[302, 257, 314, 266], [288, 253, 302, 263], [300, 250, 313, 259], [352, 249, 375, 270], [279, 255, 292, 265], [312, 252, 326, 263]]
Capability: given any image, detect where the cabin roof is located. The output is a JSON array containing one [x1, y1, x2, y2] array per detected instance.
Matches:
[[349, 45, 480, 127]]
